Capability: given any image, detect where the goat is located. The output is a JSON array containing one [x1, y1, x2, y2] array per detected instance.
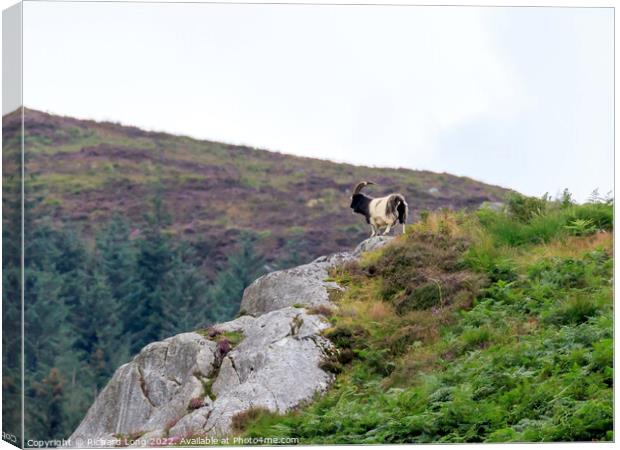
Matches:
[[350, 181, 408, 237]]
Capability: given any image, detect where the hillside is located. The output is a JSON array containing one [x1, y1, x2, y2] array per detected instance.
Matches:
[[235, 197, 613, 443], [64, 195, 613, 445], [3, 108, 510, 272], [3, 108, 516, 444]]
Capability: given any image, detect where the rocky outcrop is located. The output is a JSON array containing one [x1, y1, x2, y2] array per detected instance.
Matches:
[[168, 308, 333, 439], [66, 236, 394, 447], [241, 236, 393, 316], [65, 332, 218, 447]]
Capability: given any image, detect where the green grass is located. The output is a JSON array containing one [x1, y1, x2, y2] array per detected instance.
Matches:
[[220, 331, 244, 346], [476, 199, 612, 248], [236, 199, 613, 443]]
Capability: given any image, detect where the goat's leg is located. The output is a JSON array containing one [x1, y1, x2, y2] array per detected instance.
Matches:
[[383, 224, 392, 235], [402, 223, 406, 234], [370, 224, 377, 237]]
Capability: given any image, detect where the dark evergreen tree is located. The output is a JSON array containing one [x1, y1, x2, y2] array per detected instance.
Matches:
[[161, 242, 210, 334], [129, 193, 173, 352], [24, 267, 76, 441], [2, 162, 23, 438], [81, 272, 128, 390], [28, 368, 67, 441], [95, 215, 142, 339], [208, 234, 266, 320]]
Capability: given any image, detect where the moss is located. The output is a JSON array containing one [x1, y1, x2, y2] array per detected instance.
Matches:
[[196, 328, 244, 346], [201, 376, 217, 401], [223, 331, 244, 345]]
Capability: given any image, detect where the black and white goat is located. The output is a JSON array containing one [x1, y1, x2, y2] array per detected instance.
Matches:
[[350, 181, 408, 237]]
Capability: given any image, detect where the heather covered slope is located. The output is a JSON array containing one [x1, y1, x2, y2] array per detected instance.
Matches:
[[237, 197, 613, 443], [3, 108, 510, 270]]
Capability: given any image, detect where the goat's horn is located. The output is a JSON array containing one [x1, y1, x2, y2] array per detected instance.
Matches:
[[353, 181, 375, 195]]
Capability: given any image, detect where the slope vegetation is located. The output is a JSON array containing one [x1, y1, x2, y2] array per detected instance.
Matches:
[[237, 195, 613, 443]]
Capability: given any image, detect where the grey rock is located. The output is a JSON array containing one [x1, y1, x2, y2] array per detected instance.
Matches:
[[67, 237, 395, 446], [167, 405, 213, 439], [353, 236, 394, 255], [199, 308, 334, 436], [66, 333, 217, 447], [127, 429, 167, 448], [239, 252, 355, 316], [239, 237, 393, 317], [67, 309, 334, 445]]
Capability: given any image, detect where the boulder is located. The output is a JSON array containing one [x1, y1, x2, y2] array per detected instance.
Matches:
[[240, 236, 393, 316], [239, 252, 353, 317], [66, 236, 395, 447], [353, 235, 394, 255], [200, 308, 334, 436], [67, 332, 217, 447], [66, 309, 333, 447]]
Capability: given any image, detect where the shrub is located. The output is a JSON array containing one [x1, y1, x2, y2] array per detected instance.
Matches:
[[319, 358, 343, 374], [545, 294, 603, 326], [459, 327, 492, 352], [188, 397, 205, 410], [307, 304, 335, 317], [590, 338, 612, 372], [231, 407, 273, 434], [323, 325, 366, 350], [394, 282, 443, 313], [217, 338, 231, 356], [506, 192, 548, 222], [569, 203, 613, 231], [564, 219, 596, 236]]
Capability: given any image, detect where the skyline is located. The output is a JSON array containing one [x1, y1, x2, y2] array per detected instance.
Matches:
[[17, 2, 614, 202]]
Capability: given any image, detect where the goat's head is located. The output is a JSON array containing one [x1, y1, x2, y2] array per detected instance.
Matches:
[[350, 181, 374, 213]]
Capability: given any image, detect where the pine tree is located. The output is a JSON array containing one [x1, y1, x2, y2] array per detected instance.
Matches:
[[80, 272, 128, 390], [208, 234, 265, 321], [29, 368, 67, 440], [130, 192, 173, 352], [2, 153, 23, 436], [24, 268, 75, 441], [161, 242, 209, 334], [95, 215, 142, 339]]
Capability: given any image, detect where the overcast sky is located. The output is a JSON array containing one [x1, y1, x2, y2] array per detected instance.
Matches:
[[20, 2, 613, 202]]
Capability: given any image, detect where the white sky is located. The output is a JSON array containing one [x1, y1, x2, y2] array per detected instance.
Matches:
[[20, 1, 613, 202]]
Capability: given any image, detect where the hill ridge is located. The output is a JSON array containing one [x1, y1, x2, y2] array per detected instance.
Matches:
[[4, 108, 511, 272]]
